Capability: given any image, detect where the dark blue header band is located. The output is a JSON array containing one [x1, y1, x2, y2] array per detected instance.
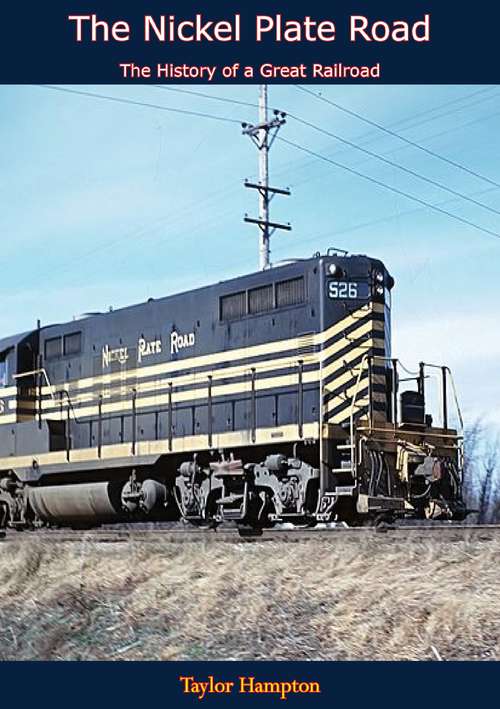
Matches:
[[0, 661, 497, 707], [0, 0, 497, 83]]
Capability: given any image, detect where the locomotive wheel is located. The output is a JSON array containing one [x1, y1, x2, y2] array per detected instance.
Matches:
[[373, 513, 396, 531], [237, 523, 263, 538], [0, 503, 8, 529]]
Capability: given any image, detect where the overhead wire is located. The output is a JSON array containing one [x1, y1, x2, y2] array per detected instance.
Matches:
[[383, 86, 498, 132], [31, 86, 253, 284], [273, 186, 499, 256], [409, 108, 500, 145], [38, 85, 244, 124], [324, 87, 499, 154], [331, 103, 500, 172], [35, 84, 500, 247], [316, 97, 500, 179], [153, 83, 497, 133], [285, 112, 500, 217], [150, 84, 500, 215], [153, 84, 259, 110], [372, 85, 497, 130], [153, 83, 500, 216], [154, 83, 499, 162], [276, 135, 500, 242], [295, 85, 500, 189]]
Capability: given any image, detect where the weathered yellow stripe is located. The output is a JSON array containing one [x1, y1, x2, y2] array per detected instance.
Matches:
[[40, 351, 318, 410], [39, 369, 320, 420], [40, 302, 383, 395], [325, 376, 380, 415], [37, 333, 385, 422], [38, 318, 384, 413], [0, 414, 18, 424], [330, 396, 370, 424], [321, 323, 384, 379]]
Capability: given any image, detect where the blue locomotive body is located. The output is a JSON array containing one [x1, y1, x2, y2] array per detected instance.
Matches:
[[0, 252, 465, 529]]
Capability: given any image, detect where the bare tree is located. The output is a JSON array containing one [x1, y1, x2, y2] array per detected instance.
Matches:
[[463, 420, 500, 523], [462, 419, 483, 508], [479, 437, 500, 523]]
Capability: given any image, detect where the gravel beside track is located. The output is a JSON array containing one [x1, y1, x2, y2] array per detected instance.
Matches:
[[2, 523, 499, 545]]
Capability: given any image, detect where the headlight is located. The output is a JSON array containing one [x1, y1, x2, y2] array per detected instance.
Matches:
[[375, 285, 384, 296], [375, 271, 384, 283], [328, 263, 346, 277]]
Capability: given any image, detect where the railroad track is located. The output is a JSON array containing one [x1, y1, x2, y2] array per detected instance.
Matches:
[[1, 524, 499, 545]]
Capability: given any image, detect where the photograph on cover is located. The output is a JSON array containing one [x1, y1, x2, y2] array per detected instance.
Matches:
[[0, 84, 498, 661]]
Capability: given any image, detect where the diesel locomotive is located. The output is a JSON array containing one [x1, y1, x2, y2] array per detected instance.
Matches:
[[0, 250, 466, 531]]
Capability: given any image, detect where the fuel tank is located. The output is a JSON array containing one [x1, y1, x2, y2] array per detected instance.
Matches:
[[28, 481, 125, 524]]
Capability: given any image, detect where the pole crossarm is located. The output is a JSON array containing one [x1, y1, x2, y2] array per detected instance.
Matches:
[[244, 181, 291, 197], [241, 116, 286, 135], [241, 114, 287, 150], [244, 216, 292, 232]]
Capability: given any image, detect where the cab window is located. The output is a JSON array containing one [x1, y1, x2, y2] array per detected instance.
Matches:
[[0, 358, 8, 387]]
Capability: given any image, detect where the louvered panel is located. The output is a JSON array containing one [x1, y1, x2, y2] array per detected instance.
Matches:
[[220, 291, 246, 320], [297, 333, 316, 363], [276, 277, 305, 307], [248, 284, 273, 314]]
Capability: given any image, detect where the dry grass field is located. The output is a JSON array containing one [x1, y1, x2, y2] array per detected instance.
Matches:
[[0, 533, 498, 661]]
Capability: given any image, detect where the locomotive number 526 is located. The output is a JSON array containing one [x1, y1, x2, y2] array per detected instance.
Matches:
[[327, 281, 368, 299]]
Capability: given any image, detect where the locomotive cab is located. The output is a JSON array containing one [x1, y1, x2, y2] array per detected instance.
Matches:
[[0, 331, 38, 424]]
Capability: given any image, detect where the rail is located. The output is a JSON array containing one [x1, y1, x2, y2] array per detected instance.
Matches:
[[2, 523, 500, 545]]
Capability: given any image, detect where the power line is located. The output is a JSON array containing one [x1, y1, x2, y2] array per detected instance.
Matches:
[[155, 84, 496, 134], [105, 184, 498, 281], [324, 103, 500, 179], [370, 86, 497, 134], [153, 84, 259, 110], [37, 85, 244, 124], [339, 106, 500, 173], [277, 135, 500, 242], [153, 84, 498, 139], [413, 108, 500, 145], [37, 84, 500, 242], [295, 85, 500, 189], [392, 88, 499, 133], [285, 113, 500, 218], [151, 84, 500, 208], [274, 186, 499, 255], [296, 86, 498, 162]]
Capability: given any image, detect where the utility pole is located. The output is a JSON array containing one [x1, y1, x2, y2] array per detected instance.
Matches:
[[242, 84, 291, 271]]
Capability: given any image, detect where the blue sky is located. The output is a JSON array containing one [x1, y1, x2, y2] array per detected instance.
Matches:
[[1, 84, 499, 430]]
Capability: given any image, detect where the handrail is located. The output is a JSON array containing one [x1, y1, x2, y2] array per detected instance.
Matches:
[[58, 390, 83, 424], [13, 368, 57, 402], [419, 363, 464, 432], [347, 355, 464, 480]]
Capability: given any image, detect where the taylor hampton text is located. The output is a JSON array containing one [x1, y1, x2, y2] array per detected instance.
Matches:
[[178, 675, 321, 700]]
